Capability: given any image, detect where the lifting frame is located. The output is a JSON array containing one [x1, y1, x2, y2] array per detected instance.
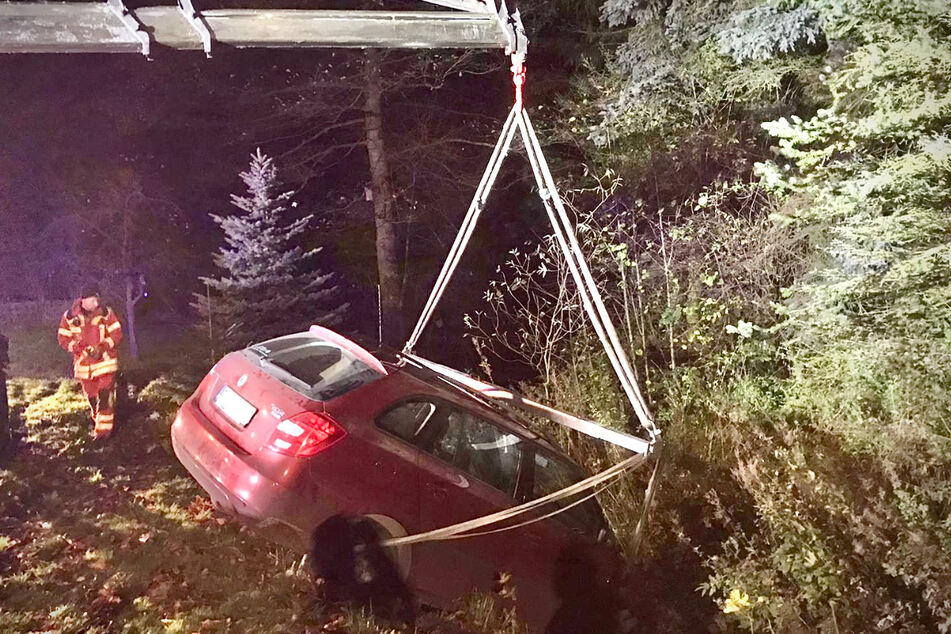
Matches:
[[392, 58, 662, 551]]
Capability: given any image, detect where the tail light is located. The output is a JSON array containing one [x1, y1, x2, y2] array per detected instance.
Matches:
[[265, 412, 346, 457]]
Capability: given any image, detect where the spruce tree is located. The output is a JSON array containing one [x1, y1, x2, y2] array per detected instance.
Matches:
[[196, 149, 347, 348]]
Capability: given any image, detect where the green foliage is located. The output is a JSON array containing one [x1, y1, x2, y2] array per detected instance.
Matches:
[[761, 5, 951, 447], [715, 6, 824, 63], [580, 0, 828, 157], [716, 5, 951, 627], [472, 0, 951, 630], [599, 0, 648, 28]]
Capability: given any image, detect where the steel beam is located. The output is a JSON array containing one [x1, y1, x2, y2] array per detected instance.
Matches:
[[200, 9, 509, 50], [418, 0, 495, 14], [177, 0, 211, 56], [0, 3, 511, 54], [0, 4, 143, 54]]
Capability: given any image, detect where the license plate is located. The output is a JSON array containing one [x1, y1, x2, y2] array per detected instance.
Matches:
[[214, 385, 257, 428]]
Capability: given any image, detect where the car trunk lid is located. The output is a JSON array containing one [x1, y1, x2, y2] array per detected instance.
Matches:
[[197, 328, 387, 455], [197, 352, 315, 454]]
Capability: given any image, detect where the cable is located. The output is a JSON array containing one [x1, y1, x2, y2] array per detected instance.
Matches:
[[441, 480, 614, 540]]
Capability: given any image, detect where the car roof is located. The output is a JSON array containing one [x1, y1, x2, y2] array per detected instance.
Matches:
[[276, 329, 576, 465]]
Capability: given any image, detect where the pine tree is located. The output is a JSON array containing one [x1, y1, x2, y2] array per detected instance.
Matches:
[[196, 149, 347, 349]]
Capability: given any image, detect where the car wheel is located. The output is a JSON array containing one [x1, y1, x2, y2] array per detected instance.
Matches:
[[310, 515, 415, 622], [362, 514, 412, 580]]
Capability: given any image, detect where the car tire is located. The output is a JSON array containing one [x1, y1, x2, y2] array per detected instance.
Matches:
[[310, 514, 415, 622]]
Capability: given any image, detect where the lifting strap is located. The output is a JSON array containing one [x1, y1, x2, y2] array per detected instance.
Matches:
[[403, 68, 658, 443], [402, 352, 650, 454], [381, 453, 648, 549], [388, 63, 663, 551], [403, 102, 520, 355]]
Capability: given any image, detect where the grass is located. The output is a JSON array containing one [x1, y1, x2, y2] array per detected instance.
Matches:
[[5, 322, 70, 379], [0, 377, 327, 634], [0, 376, 528, 634]]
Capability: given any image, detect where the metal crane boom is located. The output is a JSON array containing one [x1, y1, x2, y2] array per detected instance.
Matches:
[[0, 1, 523, 56]]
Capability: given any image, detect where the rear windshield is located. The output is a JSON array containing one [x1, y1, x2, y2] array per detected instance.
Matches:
[[245, 334, 383, 401]]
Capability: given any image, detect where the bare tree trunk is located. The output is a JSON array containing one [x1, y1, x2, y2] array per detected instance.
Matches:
[[125, 277, 140, 360], [364, 49, 404, 345], [0, 332, 9, 455], [120, 205, 141, 360]]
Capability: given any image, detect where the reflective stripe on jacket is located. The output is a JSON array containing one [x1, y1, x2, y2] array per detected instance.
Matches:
[[57, 302, 122, 380]]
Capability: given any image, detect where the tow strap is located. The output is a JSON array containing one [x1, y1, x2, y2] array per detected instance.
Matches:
[[381, 453, 647, 548]]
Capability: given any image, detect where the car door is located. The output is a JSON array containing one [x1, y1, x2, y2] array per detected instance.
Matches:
[[411, 402, 528, 607], [316, 375, 426, 537], [507, 447, 619, 628]]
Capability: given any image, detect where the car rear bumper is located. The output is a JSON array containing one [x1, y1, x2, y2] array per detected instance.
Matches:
[[171, 395, 315, 547]]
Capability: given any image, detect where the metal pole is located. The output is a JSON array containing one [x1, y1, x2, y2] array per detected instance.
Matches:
[[205, 281, 214, 362]]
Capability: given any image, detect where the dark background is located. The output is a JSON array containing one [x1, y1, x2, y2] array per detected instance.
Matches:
[[0, 0, 594, 366]]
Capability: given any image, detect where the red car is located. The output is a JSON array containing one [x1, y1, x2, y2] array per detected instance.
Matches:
[[171, 326, 621, 629]]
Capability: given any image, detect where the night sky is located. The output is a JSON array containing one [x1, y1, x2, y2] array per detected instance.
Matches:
[[1, 51, 263, 297]]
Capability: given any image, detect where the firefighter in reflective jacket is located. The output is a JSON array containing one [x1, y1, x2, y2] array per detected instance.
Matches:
[[57, 286, 122, 438]]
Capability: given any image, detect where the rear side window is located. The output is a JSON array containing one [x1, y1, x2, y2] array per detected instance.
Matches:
[[377, 400, 437, 442], [248, 334, 383, 401], [376, 399, 526, 497]]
